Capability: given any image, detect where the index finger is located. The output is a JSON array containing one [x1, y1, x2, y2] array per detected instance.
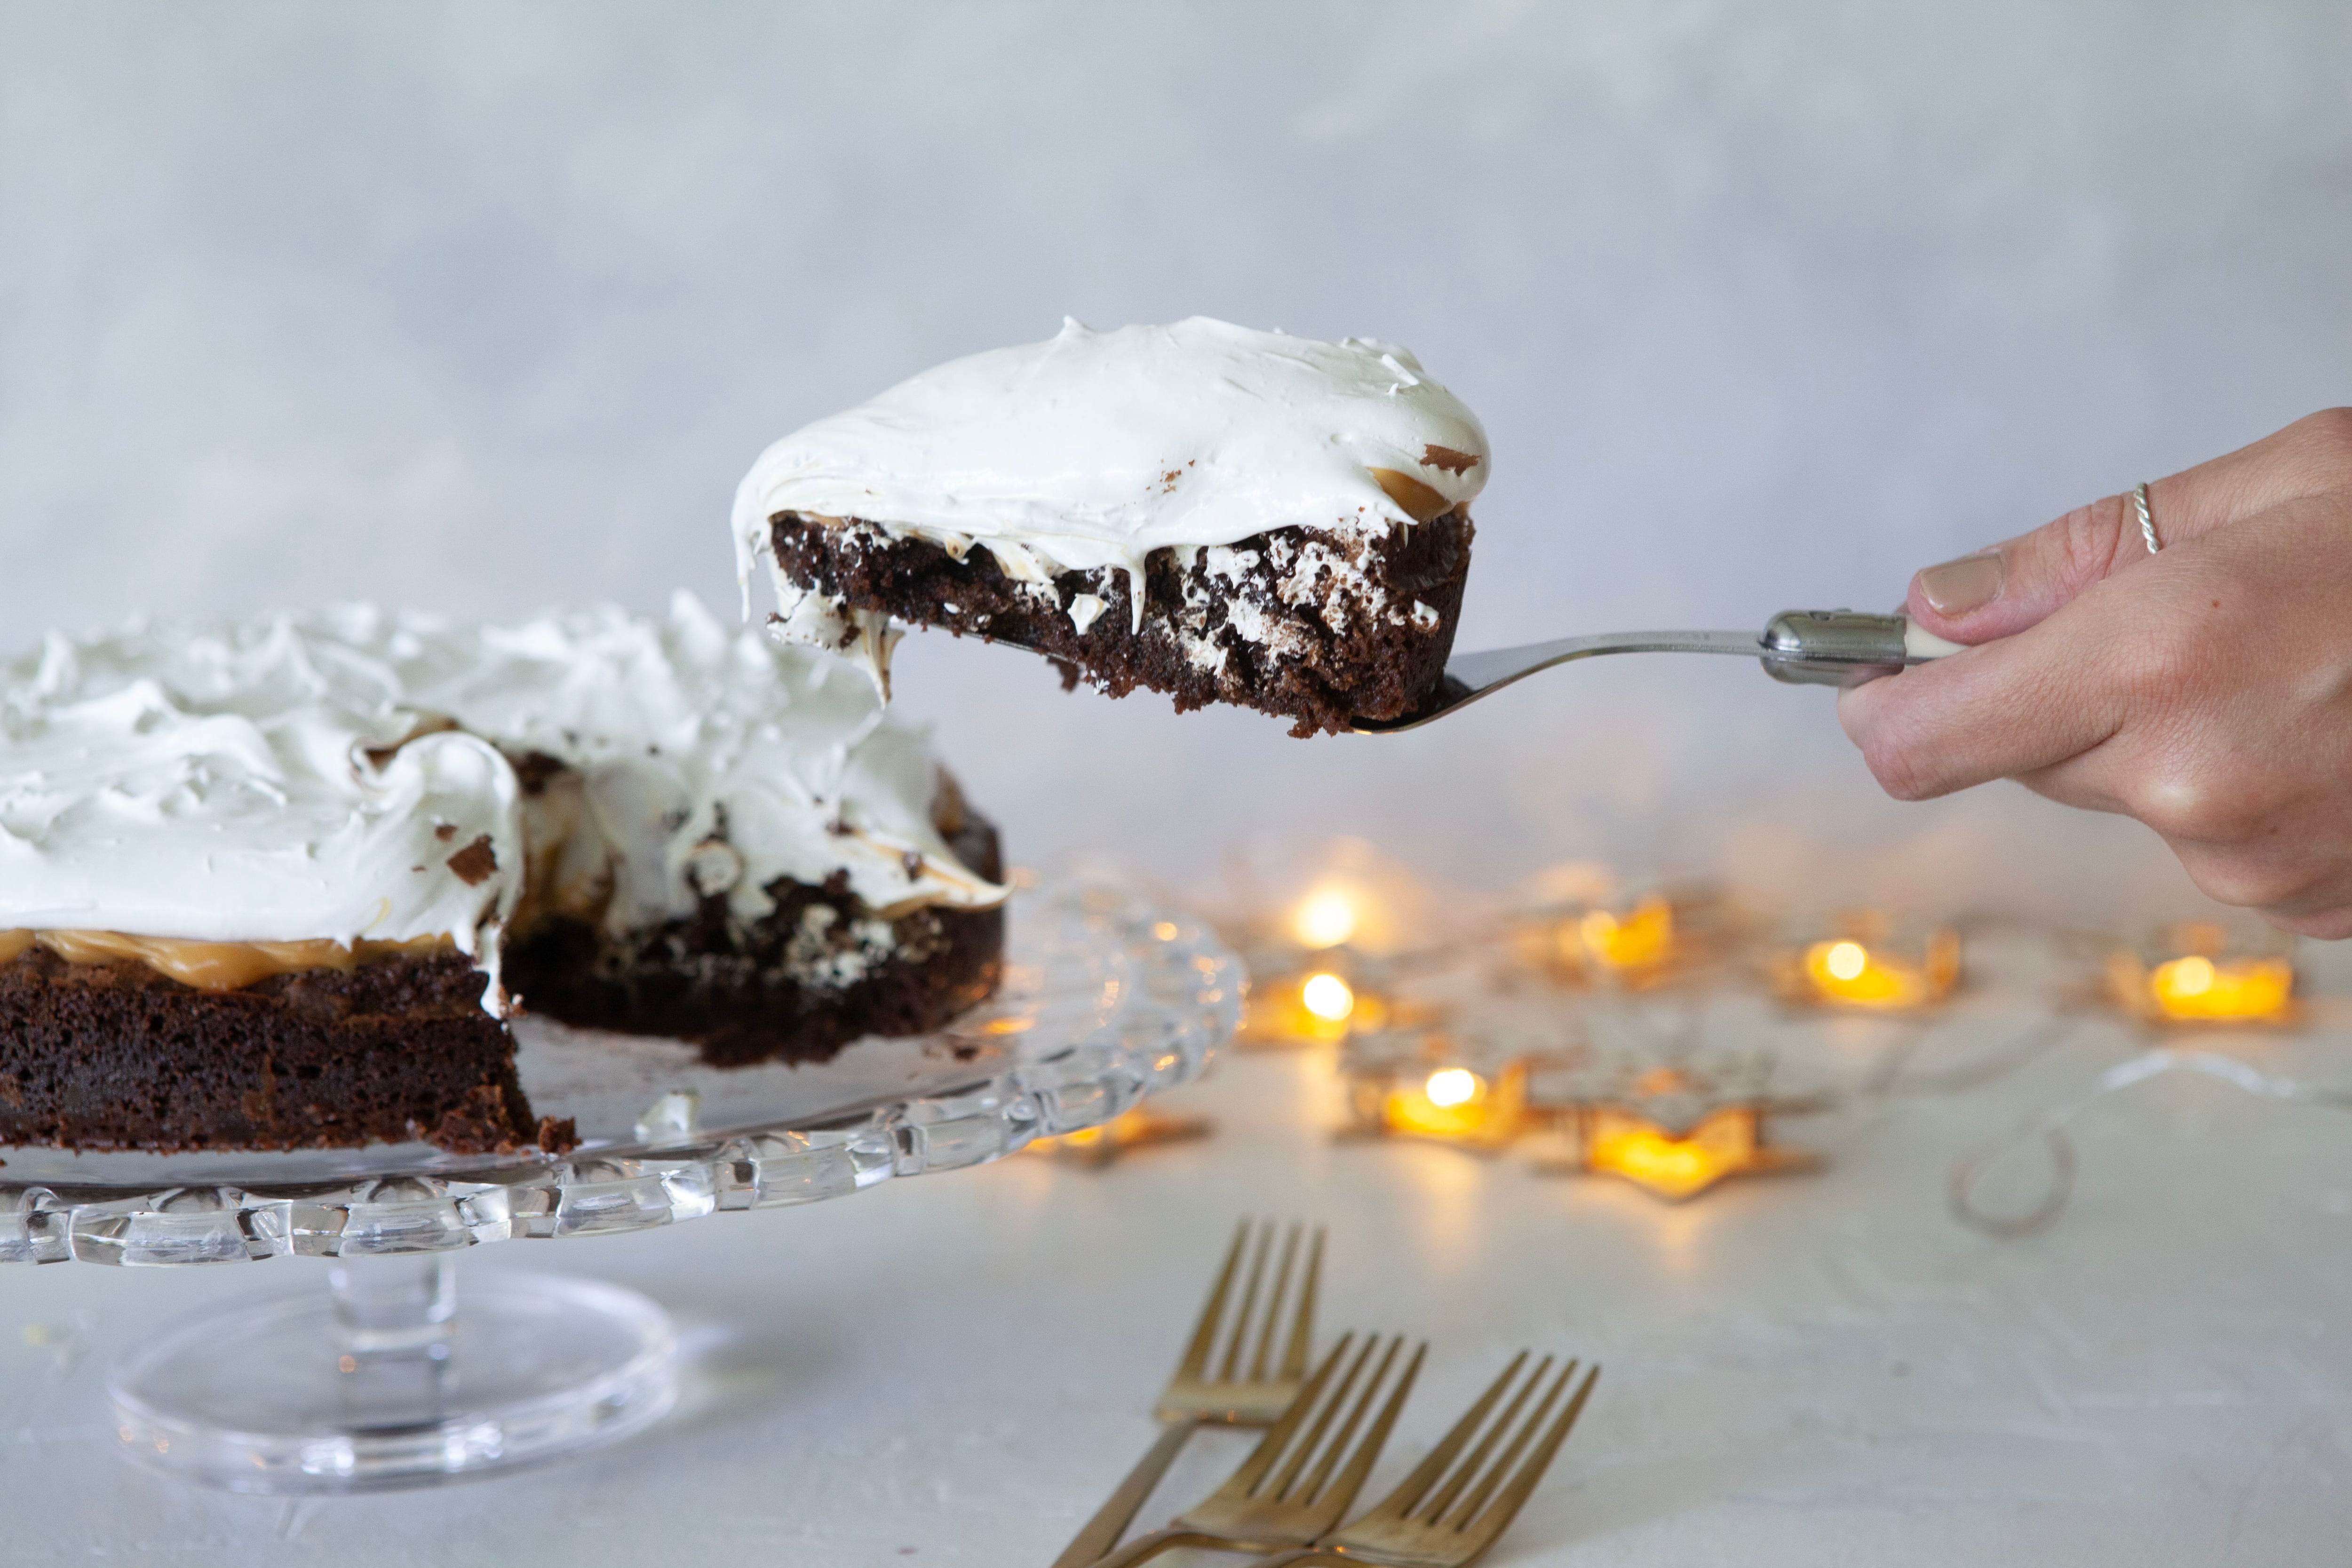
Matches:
[[1841, 584, 2129, 801], [1907, 408, 2352, 645]]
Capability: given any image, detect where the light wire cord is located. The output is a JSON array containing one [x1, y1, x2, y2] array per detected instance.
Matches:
[[1950, 1046, 2352, 1236]]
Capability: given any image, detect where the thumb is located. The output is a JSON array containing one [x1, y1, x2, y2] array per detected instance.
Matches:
[[1906, 408, 2352, 645], [1904, 492, 2158, 645]]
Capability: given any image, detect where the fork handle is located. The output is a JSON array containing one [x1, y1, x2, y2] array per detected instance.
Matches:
[[1049, 1420, 1198, 1568]]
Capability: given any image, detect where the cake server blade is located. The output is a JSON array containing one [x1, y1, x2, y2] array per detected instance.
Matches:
[[1350, 609, 1963, 734]]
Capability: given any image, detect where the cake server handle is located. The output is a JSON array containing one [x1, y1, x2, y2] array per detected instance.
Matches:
[[1351, 610, 1965, 733], [1757, 608, 1968, 686]]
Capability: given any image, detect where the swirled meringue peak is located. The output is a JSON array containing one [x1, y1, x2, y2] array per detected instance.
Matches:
[[732, 316, 1490, 654], [0, 609, 524, 965]]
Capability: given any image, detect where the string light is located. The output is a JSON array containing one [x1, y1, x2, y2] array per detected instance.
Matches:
[[1293, 889, 1359, 950], [1301, 972, 1355, 1022], [1423, 1067, 1478, 1107]]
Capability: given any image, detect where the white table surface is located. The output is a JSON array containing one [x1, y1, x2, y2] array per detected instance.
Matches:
[[8, 987, 2352, 1567]]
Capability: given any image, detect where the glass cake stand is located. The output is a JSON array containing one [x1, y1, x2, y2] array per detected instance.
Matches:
[[0, 876, 1239, 1493]]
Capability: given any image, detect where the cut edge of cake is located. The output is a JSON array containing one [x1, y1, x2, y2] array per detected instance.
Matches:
[[764, 504, 1475, 737]]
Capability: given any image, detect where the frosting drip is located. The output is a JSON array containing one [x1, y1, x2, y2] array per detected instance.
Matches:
[[0, 596, 1005, 1011], [733, 317, 1490, 662]]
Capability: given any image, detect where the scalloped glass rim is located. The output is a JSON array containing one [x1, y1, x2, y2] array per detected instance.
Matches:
[[0, 877, 1238, 1266]]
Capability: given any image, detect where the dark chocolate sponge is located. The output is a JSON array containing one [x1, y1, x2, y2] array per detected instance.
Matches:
[[770, 510, 1474, 738], [0, 949, 570, 1155]]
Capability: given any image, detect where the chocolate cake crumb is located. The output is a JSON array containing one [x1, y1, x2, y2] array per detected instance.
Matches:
[[510, 751, 568, 796], [770, 510, 1472, 737], [446, 835, 498, 886]]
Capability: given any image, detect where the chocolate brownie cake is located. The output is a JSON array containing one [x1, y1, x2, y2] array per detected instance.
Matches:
[[0, 596, 1006, 1154], [732, 318, 1489, 737]]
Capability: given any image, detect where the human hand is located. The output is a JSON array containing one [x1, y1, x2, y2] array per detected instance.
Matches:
[[1839, 410, 2352, 937]]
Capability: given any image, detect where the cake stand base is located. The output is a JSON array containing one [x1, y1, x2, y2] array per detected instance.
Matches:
[[106, 1256, 676, 1493]]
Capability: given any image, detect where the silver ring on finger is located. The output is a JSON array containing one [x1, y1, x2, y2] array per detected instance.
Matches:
[[2133, 482, 2161, 553]]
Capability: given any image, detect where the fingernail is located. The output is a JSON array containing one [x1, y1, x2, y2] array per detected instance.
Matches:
[[1917, 552, 2004, 616]]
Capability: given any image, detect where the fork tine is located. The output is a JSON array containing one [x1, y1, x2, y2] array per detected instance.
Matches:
[[1175, 1221, 1251, 1380], [1299, 1337, 1422, 1510], [1266, 1334, 1379, 1499], [1444, 1359, 1572, 1529], [1417, 1355, 1551, 1525], [1219, 1221, 1274, 1380], [1227, 1333, 1354, 1494], [1459, 1363, 1601, 1546], [1351, 1350, 1527, 1525], [1279, 1226, 1324, 1382], [1290, 1337, 1400, 1503], [1248, 1224, 1302, 1381]]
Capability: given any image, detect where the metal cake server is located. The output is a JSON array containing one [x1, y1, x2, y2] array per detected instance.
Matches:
[[1350, 609, 1963, 735]]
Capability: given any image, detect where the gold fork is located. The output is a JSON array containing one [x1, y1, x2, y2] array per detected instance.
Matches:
[[1050, 1219, 1326, 1568], [1087, 1331, 1429, 1568], [1259, 1351, 1603, 1568]]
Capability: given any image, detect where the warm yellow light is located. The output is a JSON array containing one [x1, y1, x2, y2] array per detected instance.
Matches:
[[1798, 936, 1949, 1010], [1598, 1130, 1718, 1195], [1378, 1063, 1523, 1146], [1586, 1106, 1756, 1201], [1293, 889, 1359, 950], [2163, 955, 2214, 997], [1025, 1106, 1214, 1165], [1300, 972, 1356, 1021], [1424, 1067, 1480, 1108], [2149, 955, 2292, 1020], [1579, 896, 1675, 971]]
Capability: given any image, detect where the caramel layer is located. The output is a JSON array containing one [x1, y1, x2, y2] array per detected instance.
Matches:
[[0, 928, 453, 991], [1370, 467, 1456, 525]]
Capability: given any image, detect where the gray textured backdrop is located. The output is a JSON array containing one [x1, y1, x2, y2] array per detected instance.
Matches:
[[4, 2, 2347, 922]]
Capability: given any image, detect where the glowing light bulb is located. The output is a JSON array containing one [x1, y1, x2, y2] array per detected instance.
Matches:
[[1585, 1105, 1762, 1201], [1293, 889, 1359, 950], [1424, 1067, 1480, 1107], [1378, 1063, 1524, 1143], [1579, 897, 1674, 971], [1798, 934, 1945, 1009], [2167, 955, 2216, 997], [2146, 953, 2290, 1020], [1301, 972, 1355, 1021]]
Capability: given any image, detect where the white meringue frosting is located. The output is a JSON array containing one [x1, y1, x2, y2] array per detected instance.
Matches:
[[732, 316, 1490, 654], [389, 593, 1002, 928], [0, 613, 524, 968], [0, 595, 1002, 1011]]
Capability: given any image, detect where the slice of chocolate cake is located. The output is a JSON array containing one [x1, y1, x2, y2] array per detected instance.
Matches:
[[0, 597, 1007, 1155], [732, 317, 1489, 737], [0, 610, 548, 1154]]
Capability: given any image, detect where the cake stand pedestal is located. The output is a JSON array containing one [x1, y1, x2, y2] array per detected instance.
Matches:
[[3, 876, 1238, 1493], [109, 1256, 675, 1490]]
